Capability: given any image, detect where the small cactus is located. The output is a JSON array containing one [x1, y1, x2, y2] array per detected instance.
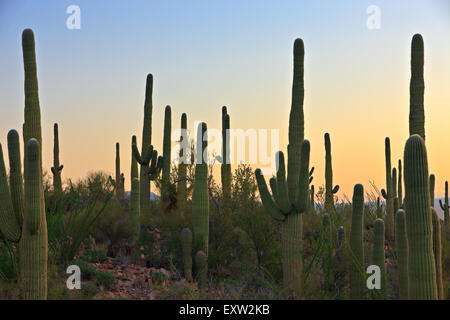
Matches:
[[439, 181, 449, 228], [221, 106, 232, 212], [51, 123, 63, 196], [177, 113, 188, 211], [129, 177, 140, 243], [195, 250, 207, 290], [381, 137, 394, 240], [180, 228, 193, 282], [429, 174, 435, 207], [114, 142, 125, 200], [431, 208, 444, 299], [324, 133, 339, 213], [373, 219, 386, 299], [161, 105, 172, 202]]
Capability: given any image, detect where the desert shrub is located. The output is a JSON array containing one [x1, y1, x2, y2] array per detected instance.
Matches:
[[96, 271, 116, 290], [80, 248, 107, 263], [70, 260, 97, 281]]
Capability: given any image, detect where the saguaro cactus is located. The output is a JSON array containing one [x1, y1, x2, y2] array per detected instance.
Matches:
[[349, 184, 365, 300], [161, 105, 172, 202], [373, 219, 386, 299], [136, 74, 154, 216], [129, 177, 140, 243], [381, 137, 394, 240], [404, 134, 437, 299], [7, 130, 24, 227], [221, 106, 232, 212], [114, 142, 125, 200], [324, 133, 339, 213], [309, 184, 315, 213], [192, 122, 209, 255], [22, 29, 42, 163], [195, 250, 207, 290], [177, 113, 188, 211], [429, 174, 435, 207], [180, 227, 193, 281], [409, 34, 425, 140], [131, 135, 138, 180], [255, 38, 307, 299], [51, 123, 63, 196], [392, 168, 398, 214], [431, 208, 444, 299], [439, 181, 449, 228], [376, 197, 382, 219], [395, 209, 408, 300]]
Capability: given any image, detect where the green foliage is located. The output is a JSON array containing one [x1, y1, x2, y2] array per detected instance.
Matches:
[[96, 271, 116, 290], [80, 248, 107, 263]]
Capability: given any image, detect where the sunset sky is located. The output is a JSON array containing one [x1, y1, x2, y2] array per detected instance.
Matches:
[[0, 0, 449, 200]]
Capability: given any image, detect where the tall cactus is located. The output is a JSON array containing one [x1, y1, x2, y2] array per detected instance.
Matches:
[[349, 184, 365, 300], [439, 181, 449, 228], [409, 34, 425, 140], [192, 122, 209, 255], [395, 209, 408, 300], [131, 135, 138, 180], [392, 168, 398, 214], [373, 218, 386, 299], [403, 134, 437, 299], [129, 177, 140, 243], [51, 123, 63, 196], [429, 174, 435, 207], [324, 133, 339, 213], [22, 29, 42, 163], [161, 105, 172, 202], [221, 106, 232, 211], [381, 137, 394, 240], [180, 228, 193, 282], [431, 208, 444, 299], [136, 74, 154, 216], [398, 159, 403, 208], [114, 142, 125, 200], [177, 113, 188, 211]]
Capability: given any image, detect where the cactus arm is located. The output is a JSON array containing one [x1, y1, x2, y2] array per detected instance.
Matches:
[[275, 151, 292, 213], [269, 177, 279, 205], [332, 185, 339, 193], [255, 169, 285, 221], [439, 199, 445, 211], [294, 140, 310, 213], [132, 143, 143, 164], [0, 144, 21, 241], [7, 129, 24, 227]]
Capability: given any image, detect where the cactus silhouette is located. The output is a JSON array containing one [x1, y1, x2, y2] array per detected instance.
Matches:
[[439, 181, 449, 228], [392, 168, 398, 214], [255, 38, 308, 299], [324, 133, 339, 213], [398, 159, 403, 208], [404, 135, 437, 299], [51, 123, 63, 196], [395, 209, 408, 300], [131, 135, 138, 180], [221, 106, 232, 212], [431, 207, 444, 299], [373, 219, 386, 299], [349, 184, 365, 300], [161, 105, 172, 202], [114, 142, 125, 200], [177, 113, 188, 211], [429, 174, 435, 207], [193, 122, 209, 256], [180, 228, 193, 282], [381, 137, 394, 240], [409, 34, 425, 140]]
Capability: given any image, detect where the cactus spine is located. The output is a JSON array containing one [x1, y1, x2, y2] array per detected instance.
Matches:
[[382, 137, 394, 240], [161, 105, 172, 202], [130, 177, 140, 243], [51, 123, 63, 196], [431, 208, 444, 299], [221, 106, 231, 212], [19, 139, 48, 299], [177, 113, 188, 211], [192, 122, 209, 255], [409, 34, 425, 140], [439, 181, 449, 228], [195, 250, 207, 290], [404, 134, 437, 299], [395, 209, 408, 300], [373, 218, 386, 299], [180, 228, 193, 282], [324, 133, 339, 213], [349, 184, 365, 300]]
